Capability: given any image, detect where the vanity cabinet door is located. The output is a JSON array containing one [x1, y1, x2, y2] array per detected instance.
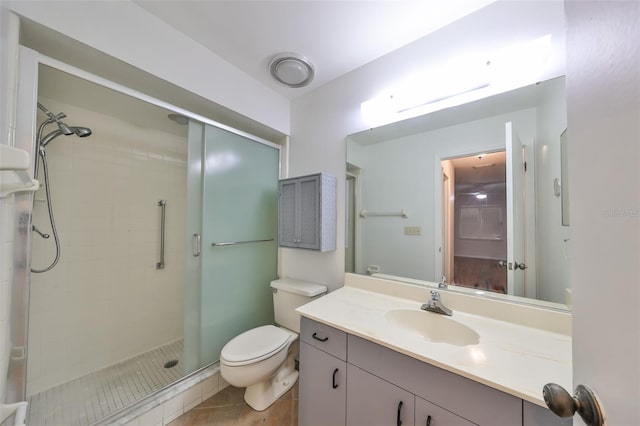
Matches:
[[346, 364, 414, 426], [523, 401, 573, 426], [299, 342, 346, 426], [415, 396, 476, 426]]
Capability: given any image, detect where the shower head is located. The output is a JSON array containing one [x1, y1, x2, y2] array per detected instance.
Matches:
[[72, 127, 92, 137], [57, 121, 74, 135], [39, 126, 93, 148]]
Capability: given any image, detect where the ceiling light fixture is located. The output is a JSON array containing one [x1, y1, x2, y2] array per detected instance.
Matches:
[[269, 52, 315, 88]]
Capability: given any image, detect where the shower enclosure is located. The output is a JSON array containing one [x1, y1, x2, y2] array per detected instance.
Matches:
[[9, 51, 281, 425]]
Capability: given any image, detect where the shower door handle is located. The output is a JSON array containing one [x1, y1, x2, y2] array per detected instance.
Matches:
[[156, 200, 166, 269], [192, 233, 201, 257]]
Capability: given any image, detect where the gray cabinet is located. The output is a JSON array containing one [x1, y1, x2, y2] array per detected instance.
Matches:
[[278, 173, 336, 252], [299, 318, 558, 426], [523, 401, 572, 426], [298, 342, 346, 426], [348, 335, 521, 425], [347, 364, 414, 426], [299, 317, 347, 426], [415, 397, 475, 426]]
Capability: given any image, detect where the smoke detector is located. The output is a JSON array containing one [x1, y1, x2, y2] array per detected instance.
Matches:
[[269, 53, 315, 88]]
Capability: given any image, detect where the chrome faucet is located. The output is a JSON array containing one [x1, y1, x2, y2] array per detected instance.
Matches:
[[421, 290, 452, 316], [438, 275, 448, 289]]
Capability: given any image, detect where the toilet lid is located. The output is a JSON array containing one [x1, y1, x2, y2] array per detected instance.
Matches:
[[221, 325, 290, 365]]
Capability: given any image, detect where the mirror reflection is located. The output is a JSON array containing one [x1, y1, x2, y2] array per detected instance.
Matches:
[[346, 77, 569, 308]]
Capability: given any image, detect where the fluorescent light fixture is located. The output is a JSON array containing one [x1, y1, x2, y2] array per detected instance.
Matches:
[[475, 194, 488, 200], [361, 35, 552, 127]]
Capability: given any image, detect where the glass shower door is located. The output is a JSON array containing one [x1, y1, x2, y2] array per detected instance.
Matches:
[[184, 122, 280, 373]]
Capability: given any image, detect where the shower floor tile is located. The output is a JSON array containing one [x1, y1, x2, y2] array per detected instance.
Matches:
[[27, 340, 184, 426]]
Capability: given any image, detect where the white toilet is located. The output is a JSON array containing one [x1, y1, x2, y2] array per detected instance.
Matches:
[[220, 278, 327, 411]]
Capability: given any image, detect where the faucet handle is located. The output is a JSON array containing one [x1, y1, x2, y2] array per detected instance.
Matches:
[[430, 290, 440, 300]]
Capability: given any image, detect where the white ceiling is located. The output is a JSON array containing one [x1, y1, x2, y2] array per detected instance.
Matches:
[[134, 0, 497, 100]]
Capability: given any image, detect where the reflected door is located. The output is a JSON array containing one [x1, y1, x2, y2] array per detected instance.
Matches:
[[505, 122, 526, 297], [185, 122, 280, 372]]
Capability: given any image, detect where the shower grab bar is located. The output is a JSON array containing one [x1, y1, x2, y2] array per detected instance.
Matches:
[[192, 234, 201, 257], [211, 238, 274, 247], [156, 200, 166, 269], [360, 209, 408, 219]]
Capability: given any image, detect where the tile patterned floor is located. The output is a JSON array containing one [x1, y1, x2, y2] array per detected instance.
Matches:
[[27, 340, 184, 426], [168, 383, 299, 426]]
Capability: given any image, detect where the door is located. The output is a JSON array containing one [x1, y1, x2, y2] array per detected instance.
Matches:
[[505, 122, 526, 297], [346, 364, 414, 426], [184, 122, 280, 372], [564, 2, 638, 425], [298, 342, 346, 426], [345, 175, 356, 273], [442, 168, 454, 284]]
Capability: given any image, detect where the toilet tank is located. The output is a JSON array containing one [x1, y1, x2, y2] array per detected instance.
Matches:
[[271, 278, 327, 333]]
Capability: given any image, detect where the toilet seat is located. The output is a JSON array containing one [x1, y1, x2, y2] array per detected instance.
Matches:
[[221, 325, 291, 367]]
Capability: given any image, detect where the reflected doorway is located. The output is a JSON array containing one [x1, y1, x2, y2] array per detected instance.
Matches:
[[442, 151, 508, 293]]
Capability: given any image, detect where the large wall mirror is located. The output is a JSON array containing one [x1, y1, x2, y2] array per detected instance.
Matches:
[[346, 77, 569, 310]]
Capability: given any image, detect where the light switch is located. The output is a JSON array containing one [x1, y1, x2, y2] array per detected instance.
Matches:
[[404, 226, 422, 236]]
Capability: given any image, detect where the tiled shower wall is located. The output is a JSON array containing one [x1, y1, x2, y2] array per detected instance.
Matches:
[[27, 97, 187, 395]]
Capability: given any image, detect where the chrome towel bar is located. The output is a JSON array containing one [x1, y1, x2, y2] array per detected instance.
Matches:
[[211, 238, 274, 247], [156, 200, 166, 269]]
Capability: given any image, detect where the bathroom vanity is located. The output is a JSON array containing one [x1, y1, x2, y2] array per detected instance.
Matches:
[[296, 275, 572, 426]]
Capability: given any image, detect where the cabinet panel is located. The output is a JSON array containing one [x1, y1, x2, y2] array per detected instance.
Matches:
[[415, 396, 476, 426], [278, 173, 336, 251], [300, 317, 347, 360], [348, 335, 521, 425], [299, 176, 320, 249], [279, 180, 298, 246], [523, 401, 572, 426], [299, 342, 346, 426], [347, 364, 414, 426]]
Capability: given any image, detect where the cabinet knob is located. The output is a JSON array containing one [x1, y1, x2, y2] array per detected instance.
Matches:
[[396, 401, 403, 426], [426, 415, 432, 426], [543, 383, 604, 426]]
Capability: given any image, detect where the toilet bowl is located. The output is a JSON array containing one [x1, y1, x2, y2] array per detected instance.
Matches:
[[219, 278, 327, 411]]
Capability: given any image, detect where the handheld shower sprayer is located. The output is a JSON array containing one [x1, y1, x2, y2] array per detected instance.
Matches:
[[32, 103, 93, 273], [38, 103, 74, 135]]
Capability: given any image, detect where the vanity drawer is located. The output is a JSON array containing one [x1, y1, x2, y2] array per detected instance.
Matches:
[[348, 335, 521, 425], [300, 317, 347, 360]]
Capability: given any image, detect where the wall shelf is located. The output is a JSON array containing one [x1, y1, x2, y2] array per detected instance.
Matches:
[[1, 145, 39, 198]]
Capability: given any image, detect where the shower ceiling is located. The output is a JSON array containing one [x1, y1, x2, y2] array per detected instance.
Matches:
[[133, 0, 497, 99], [38, 65, 188, 138]]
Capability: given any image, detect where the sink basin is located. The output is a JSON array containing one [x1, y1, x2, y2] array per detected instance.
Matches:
[[384, 309, 480, 346]]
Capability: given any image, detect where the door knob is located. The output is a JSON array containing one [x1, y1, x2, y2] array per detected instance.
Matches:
[[543, 383, 604, 426], [514, 262, 528, 270]]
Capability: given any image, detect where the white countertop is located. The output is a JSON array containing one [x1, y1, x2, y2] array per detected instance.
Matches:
[[296, 283, 572, 407]]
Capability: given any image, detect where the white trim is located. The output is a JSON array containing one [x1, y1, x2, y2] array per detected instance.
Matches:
[[37, 54, 282, 151]]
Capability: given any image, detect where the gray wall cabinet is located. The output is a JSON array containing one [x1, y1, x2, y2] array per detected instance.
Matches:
[[278, 173, 336, 252], [299, 317, 570, 426]]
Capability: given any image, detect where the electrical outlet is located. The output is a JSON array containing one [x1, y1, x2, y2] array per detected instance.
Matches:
[[404, 226, 422, 236]]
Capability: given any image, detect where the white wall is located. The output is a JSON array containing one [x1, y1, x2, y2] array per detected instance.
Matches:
[[352, 109, 535, 281], [567, 2, 639, 424], [534, 77, 569, 303], [286, 1, 565, 290], [6, 0, 290, 135], [26, 98, 187, 395]]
